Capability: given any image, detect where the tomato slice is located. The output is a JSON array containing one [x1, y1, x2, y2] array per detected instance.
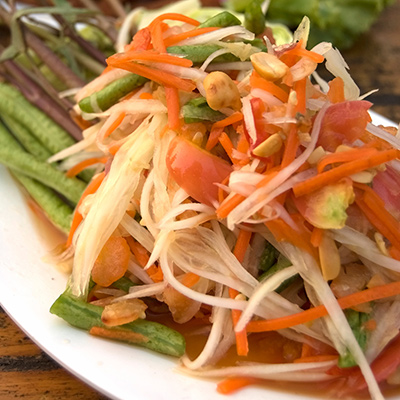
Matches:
[[317, 101, 372, 152], [166, 137, 233, 206]]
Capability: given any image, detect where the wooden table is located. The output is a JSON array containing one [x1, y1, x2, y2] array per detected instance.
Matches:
[[1, 1, 400, 398]]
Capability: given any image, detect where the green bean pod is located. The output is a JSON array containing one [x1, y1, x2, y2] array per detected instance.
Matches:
[[78, 73, 148, 113], [12, 171, 73, 233], [0, 123, 86, 205], [0, 83, 75, 154], [50, 292, 186, 357], [167, 44, 240, 64], [1, 114, 52, 161]]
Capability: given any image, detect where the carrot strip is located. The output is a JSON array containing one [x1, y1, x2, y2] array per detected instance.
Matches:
[[164, 27, 219, 47], [310, 227, 324, 248], [355, 196, 400, 251], [281, 124, 299, 168], [180, 272, 200, 288], [150, 21, 167, 53], [106, 59, 196, 92], [139, 92, 153, 100], [66, 156, 108, 178], [66, 172, 105, 247], [327, 77, 345, 104], [148, 13, 200, 29], [233, 229, 252, 263], [216, 193, 246, 219], [113, 50, 193, 67], [217, 377, 260, 395], [125, 27, 152, 52], [265, 217, 316, 257], [212, 111, 243, 129], [294, 78, 307, 114], [103, 111, 126, 140], [317, 147, 379, 174], [284, 46, 325, 64], [219, 131, 235, 162], [247, 280, 400, 333], [250, 71, 289, 103], [165, 86, 181, 130], [293, 149, 398, 197]]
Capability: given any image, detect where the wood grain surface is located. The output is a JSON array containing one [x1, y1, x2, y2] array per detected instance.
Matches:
[[1, 1, 400, 399]]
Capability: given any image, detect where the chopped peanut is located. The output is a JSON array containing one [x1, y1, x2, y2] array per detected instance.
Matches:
[[252, 133, 283, 157]]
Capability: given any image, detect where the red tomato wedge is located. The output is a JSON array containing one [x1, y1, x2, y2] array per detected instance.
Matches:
[[166, 136, 233, 206], [317, 101, 372, 152]]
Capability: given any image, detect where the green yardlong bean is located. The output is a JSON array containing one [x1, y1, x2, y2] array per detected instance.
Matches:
[[50, 292, 186, 357]]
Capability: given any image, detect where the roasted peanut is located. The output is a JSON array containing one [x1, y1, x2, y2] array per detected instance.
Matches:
[[250, 52, 289, 81], [203, 71, 241, 110]]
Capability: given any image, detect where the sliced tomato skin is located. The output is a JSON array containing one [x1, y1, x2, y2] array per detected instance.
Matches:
[[166, 137, 233, 206], [317, 101, 372, 152]]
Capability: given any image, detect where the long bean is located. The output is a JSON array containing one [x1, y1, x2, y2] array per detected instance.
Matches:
[[12, 171, 73, 233], [1, 114, 52, 161], [0, 83, 75, 154], [167, 44, 240, 64], [0, 123, 86, 205], [50, 292, 186, 357], [78, 73, 148, 113]]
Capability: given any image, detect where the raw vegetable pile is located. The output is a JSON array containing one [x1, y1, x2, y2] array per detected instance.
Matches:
[[2, 1, 400, 400]]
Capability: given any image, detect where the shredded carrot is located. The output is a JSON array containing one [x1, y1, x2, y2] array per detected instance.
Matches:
[[217, 377, 260, 395], [180, 272, 200, 288], [165, 86, 181, 130], [218, 131, 235, 162], [327, 77, 345, 104], [355, 195, 400, 251], [278, 40, 303, 67], [125, 237, 164, 282], [139, 92, 153, 100], [112, 50, 193, 67], [66, 172, 105, 247], [212, 111, 244, 129], [125, 27, 152, 52], [281, 125, 299, 168], [150, 20, 167, 52], [293, 149, 399, 197], [148, 13, 200, 30], [283, 46, 325, 64], [250, 71, 289, 103], [247, 279, 400, 333], [310, 227, 324, 248], [317, 147, 379, 173], [294, 78, 307, 114], [390, 246, 400, 261], [265, 217, 316, 257], [293, 355, 339, 363], [216, 193, 246, 219], [103, 111, 126, 140], [108, 142, 123, 155], [205, 127, 224, 151], [233, 229, 252, 263], [106, 59, 196, 92], [164, 26, 219, 47], [66, 156, 108, 178]]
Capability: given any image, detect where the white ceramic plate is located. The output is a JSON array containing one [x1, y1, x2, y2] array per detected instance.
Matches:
[[0, 111, 396, 400]]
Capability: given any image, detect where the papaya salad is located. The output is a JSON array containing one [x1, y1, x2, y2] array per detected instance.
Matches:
[[6, 3, 400, 400]]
